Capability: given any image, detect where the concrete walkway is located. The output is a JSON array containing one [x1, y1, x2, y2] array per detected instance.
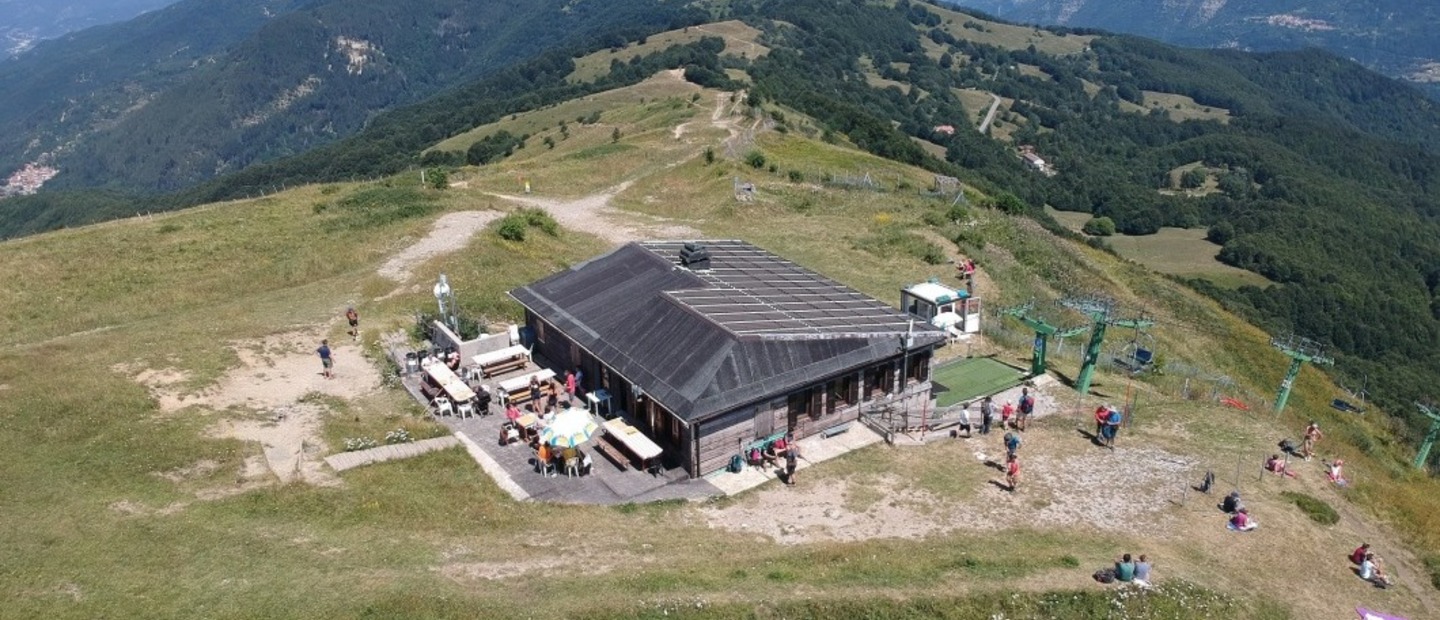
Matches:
[[324, 436, 460, 472], [706, 423, 885, 496]]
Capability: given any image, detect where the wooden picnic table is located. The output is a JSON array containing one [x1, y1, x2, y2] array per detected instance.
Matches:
[[423, 360, 476, 402], [498, 368, 557, 406], [602, 418, 663, 473], [473, 345, 530, 378]]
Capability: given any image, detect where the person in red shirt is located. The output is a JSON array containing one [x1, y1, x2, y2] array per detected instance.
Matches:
[[1095, 405, 1110, 439], [1350, 543, 1371, 565], [1001, 401, 1015, 429], [1005, 454, 1021, 492]]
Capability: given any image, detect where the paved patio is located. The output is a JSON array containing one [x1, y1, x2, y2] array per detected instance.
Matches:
[[437, 407, 720, 504]]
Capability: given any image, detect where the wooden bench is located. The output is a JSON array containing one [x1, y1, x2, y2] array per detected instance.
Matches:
[[594, 435, 630, 471], [482, 356, 528, 378], [820, 421, 854, 438]]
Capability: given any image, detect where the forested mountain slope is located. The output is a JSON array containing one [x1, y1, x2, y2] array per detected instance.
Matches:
[[947, 0, 1440, 99], [0, 0, 705, 194]]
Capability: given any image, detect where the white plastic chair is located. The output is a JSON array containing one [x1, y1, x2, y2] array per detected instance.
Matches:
[[456, 400, 475, 418], [565, 457, 579, 478], [433, 396, 454, 417]]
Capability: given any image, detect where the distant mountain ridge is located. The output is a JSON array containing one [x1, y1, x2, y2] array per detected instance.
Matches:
[[945, 0, 1440, 98], [0, 0, 704, 194], [0, 0, 178, 56]]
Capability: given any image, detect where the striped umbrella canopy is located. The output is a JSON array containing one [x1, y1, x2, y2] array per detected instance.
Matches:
[[540, 408, 599, 448]]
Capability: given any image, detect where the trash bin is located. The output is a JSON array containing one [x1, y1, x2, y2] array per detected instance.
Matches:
[[404, 351, 419, 375]]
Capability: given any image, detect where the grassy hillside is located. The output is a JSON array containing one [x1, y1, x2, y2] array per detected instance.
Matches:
[[4, 70, 1440, 619]]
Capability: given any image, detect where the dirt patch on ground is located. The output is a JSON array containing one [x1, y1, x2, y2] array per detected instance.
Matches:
[[207, 402, 340, 486], [487, 180, 698, 245], [701, 424, 1196, 545], [129, 329, 379, 413], [108, 499, 188, 517], [154, 459, 223, 483], [377, 210, 502, 282], [122, 328, 381, 487], [436, 543, 643, 582]]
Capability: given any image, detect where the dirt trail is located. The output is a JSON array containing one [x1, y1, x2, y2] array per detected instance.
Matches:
[[378, 210, 502, 281], [485, 181, 697, 245]]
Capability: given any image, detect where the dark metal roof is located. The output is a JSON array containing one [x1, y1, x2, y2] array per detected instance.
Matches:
[[510, 240, 946, 423]]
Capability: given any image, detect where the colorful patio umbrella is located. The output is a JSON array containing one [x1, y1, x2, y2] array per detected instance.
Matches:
[[540, 408, 599, 448]]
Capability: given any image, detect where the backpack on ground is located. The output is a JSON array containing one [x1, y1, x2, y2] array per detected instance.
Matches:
[[729, 454, 745, 473]]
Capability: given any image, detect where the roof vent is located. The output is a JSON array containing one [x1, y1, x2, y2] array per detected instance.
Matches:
[[679, 242, 711, 271]]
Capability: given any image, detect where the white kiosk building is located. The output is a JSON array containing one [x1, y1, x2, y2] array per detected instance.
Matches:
[[901, 279, 981, 340]]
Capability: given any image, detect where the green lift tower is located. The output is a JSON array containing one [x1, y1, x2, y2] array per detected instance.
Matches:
[[1414, 404, 1440, 471], [1270, 334, 1332, 415], [1060, 296, 1153, 396], [998, 302, 1086, 376]]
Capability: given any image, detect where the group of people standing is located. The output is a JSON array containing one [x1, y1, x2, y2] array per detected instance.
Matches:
[[956, 387, 1036, 438], [1093, 404, 1123, 449], [954, 387, 1037, 493]]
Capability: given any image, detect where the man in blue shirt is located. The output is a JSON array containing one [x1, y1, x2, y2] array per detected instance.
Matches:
[[317, 339, 333, 379]]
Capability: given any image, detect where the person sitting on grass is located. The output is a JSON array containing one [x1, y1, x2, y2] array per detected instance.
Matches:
[[1359, 553, 1391, 588], [1114, 553, 1136, 583], [1325, 459, 1348, 486], [1228, 507, 1258, 532], [1221, 490, 1243, 514], [1264, 454, 1296, 478], [1350, 543, 1371, 565], [1133, 554, 1153, 587]]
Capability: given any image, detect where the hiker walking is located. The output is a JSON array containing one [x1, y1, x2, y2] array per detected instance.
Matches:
[[1004, 431, 1022, 458], [345, 306, 360, 341], [316, 339, 333, 379], [1005, 454, 1021, 492], [1302, 421, 1323, 461], [1017, 387, 1035, 431], [980, 396, 995, 435]]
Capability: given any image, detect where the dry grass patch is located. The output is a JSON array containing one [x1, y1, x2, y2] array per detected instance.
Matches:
[[568, 20, 767, 83], [1141, 91, 1231, 124], [927, 5, 1094, 56]]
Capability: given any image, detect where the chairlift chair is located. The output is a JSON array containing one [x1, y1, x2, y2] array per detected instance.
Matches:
[[1112, 331, 1157, 374]]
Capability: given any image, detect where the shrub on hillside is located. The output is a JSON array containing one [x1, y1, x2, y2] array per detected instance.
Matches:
[[1082, 216, 1116, 236], [496, 208, 560, 242], [1281, 491, 1340, 525], [745, 150, 767, 169]]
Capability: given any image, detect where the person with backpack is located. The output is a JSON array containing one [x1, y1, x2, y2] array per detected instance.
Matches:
[[1017, 387, 1035, 431], [1004, 431, 1022, 458]]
